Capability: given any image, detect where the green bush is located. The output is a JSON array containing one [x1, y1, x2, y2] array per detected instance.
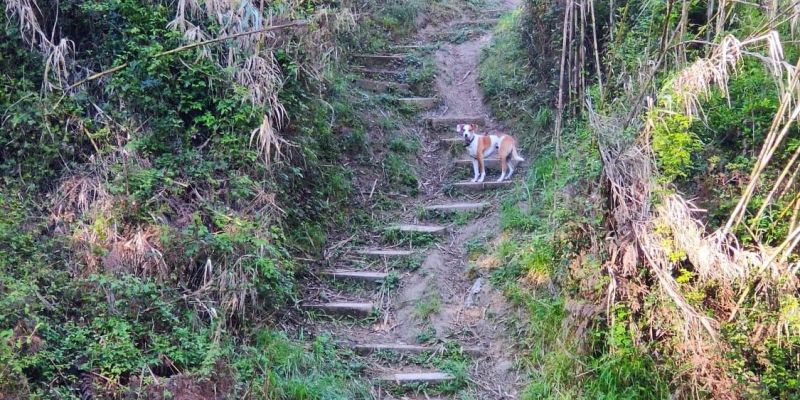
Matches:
[[650, 111, 701, 181]]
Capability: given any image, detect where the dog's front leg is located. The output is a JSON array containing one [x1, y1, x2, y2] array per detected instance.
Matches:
[[471, 159, 480, 182]]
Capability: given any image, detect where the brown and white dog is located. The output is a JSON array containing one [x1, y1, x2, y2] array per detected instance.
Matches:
[[457, 123, 525, 182]]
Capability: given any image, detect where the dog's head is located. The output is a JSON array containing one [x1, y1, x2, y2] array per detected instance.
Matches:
[[456, 124, 478, 143]]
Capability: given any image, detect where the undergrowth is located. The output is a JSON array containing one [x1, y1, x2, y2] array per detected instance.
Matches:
[[0, 0, 460, 397]]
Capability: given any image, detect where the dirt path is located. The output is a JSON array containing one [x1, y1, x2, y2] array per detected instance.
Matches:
[[302, 1, 525, 398]]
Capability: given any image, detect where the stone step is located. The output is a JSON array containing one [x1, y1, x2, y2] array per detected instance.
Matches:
[[397, 97, 438, 109], [386, 224, 448, 234], [376, 371, 455, 385], [302, 302, 374, 317], [321, 270, 388, 283], [355, 79, 410, 92], [454, 157, 500, 167], [353, 54, 406, 67], [354, 249, 415, 257], [354, 67, 404, 79], [451, 180, 514, 192], [424, 202, 490, 212], [426, 115, 485, 130], [352, 342, 483, 356]]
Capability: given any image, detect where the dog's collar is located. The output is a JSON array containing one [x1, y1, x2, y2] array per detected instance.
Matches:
[[463, 135, 475, 147]]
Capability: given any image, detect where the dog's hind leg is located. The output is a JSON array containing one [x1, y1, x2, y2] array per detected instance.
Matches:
[[496, 152, 508, 182], [506, 159, 516, 179]]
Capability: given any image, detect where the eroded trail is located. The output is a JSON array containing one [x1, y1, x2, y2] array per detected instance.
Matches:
[[302, 2, 524, 398]]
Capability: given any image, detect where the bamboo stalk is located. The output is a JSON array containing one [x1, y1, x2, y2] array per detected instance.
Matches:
[[609, 0, 615, 41], [660, 0, 674, 55], [750, 139, 800, 229], [706, 0, 715, 43], [554, 0, 572, 156], [579, 0, 587, 112], [725, 102, 800, 232], [678, 0, 690, 64], [552, 0, 573, 226], [589, 0, 604, 103], [724, 58, 800, 232], [790, 192, 800, 233]]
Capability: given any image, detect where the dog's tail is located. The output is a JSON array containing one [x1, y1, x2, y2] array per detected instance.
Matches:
[[511, 147, 525, 162]]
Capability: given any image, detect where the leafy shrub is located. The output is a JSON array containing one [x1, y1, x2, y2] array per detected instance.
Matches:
[[650, 111, 701, 181]]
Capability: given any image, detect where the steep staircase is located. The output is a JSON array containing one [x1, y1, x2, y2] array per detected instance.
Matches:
[[302, 7, 519, 399]]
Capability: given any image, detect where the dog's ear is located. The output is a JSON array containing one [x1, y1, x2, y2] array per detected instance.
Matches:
[[456, 124, 464, 133], [469, 124, 477, 133]]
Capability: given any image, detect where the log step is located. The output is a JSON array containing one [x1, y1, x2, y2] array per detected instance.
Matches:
[[321, 270, 388, 283], [386, 224, 447, 234], [354, 54, 407, 67], [302, 302, 374, 317], [440, 137, 463, 145], [352, 343, 483, 356], [482, 8, 507, 17], [424, 202, 489, 212], [354, 67, 404, 79], [451, 180, 514, 192], [454, 157, 500, 167], [376, 371, 455, 385], [426, 115, 485, 129], [355, 79, 410, 92], [354, 249, 415, 257], [398, 97, 438, 109], [452, 18, 500, 26]]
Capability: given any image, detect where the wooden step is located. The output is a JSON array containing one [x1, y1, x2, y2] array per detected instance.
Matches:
[[398, 97, 438, 109], [481, 8, 507, 17], [454, 157, 500, 167], [352, 343, 483, 356], [354, 67, 404, 79], [426, 115, 485, 130], [321, 270, 388, 283], [386, 224, 447, 234], [353, 54, 406, 67], [440, 137, 464, 146], [424, 202, 489, 212], [355, 79, 410, 92], [376, 371, 455, 385], [302, 302, 374, 317], [354, 249, 415, 257], [389, 44, 429, 50], [451, 180, 514, 192], [452, 18, 500, 26]]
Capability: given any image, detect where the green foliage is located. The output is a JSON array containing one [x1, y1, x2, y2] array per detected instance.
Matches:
[[233, 331, 369, 399], [405, 51, 438, 95], [479, 10, 552, 147], [383, 153, 419, 192], [580, 308, 671, 399], [414, 292, 443, 320], [722, 295, 800, 398], [650, 111, 701, 181], [0, 0, 380, 396]]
